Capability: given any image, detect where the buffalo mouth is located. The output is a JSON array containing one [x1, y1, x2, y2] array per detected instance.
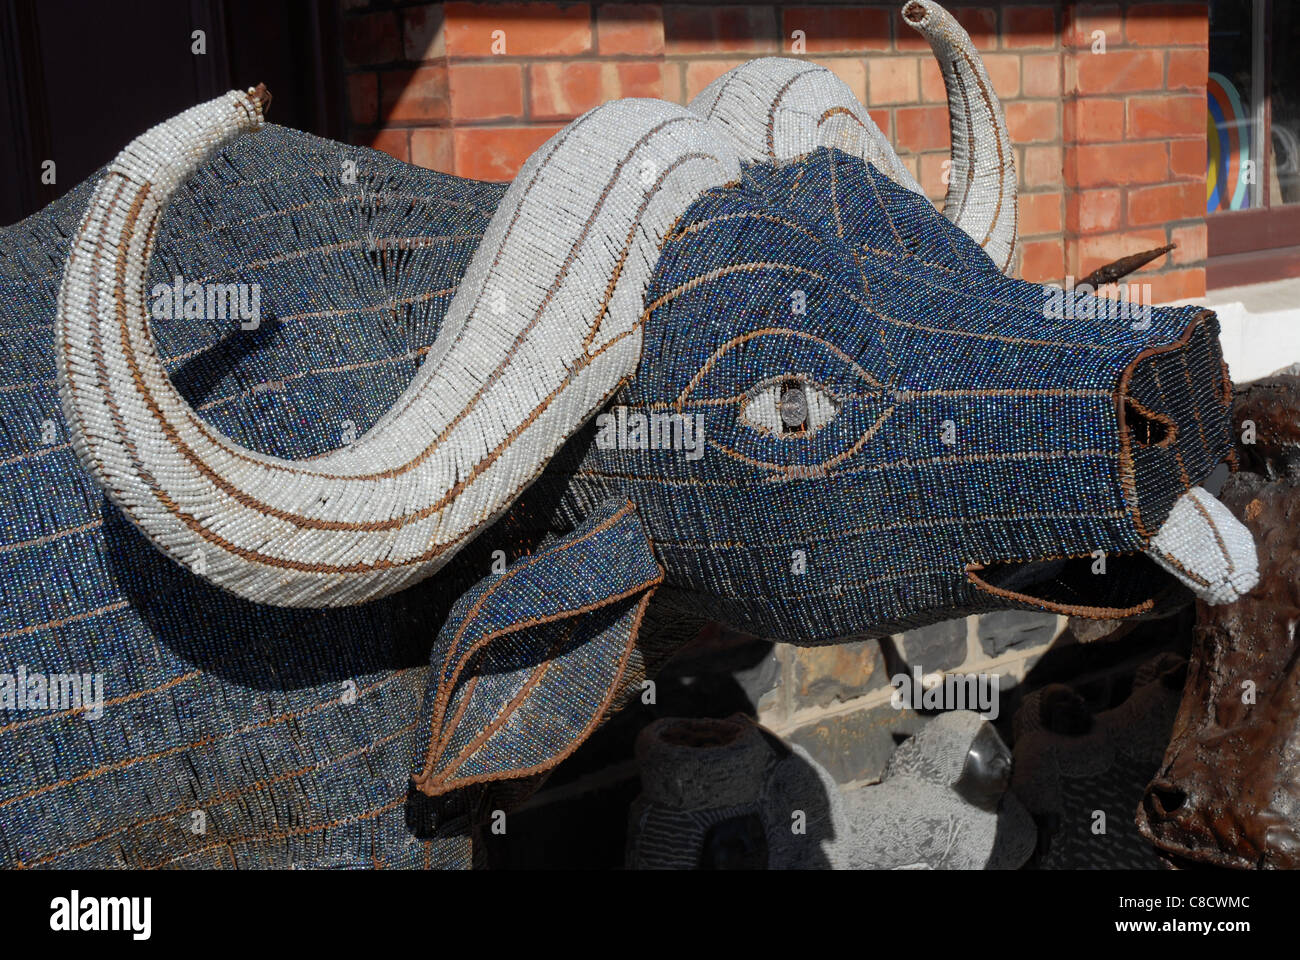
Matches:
[[967, 552, 1190, 621], [968, 479, 1259, 620]]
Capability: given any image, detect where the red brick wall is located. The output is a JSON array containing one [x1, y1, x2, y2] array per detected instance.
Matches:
[[340, 1, 1208, 299], [1062, 2, 1207, 300]]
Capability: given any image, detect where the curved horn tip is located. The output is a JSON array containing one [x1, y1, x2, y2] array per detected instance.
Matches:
[[248, 83, 272, 113], [897, 0, 1019, 274], [902, 1, 930, 25]]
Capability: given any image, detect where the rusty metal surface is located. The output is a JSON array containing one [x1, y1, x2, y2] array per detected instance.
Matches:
[[1080, 244, 1177, 287]]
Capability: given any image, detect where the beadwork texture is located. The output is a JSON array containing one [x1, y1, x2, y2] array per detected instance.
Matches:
[[56, 88, 740, 607], [692, 0, 1019, 273], [1, 4, 1258, 870], [411, 498, 663, 798], [547, 145, 1251, 642], [1, 124, 503, 868], [899, 0, 1020, 272]]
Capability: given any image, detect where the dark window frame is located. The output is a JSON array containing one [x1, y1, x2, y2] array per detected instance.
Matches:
[[0, 0, 345, 227], [1208, 0, 1300, 287]]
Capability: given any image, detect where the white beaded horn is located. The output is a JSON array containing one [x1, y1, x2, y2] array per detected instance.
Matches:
[[688, 2, 1018, 273], [688, 57, 925, 197], [902, 0, 1019, 272], [55, 87, 740, 607]]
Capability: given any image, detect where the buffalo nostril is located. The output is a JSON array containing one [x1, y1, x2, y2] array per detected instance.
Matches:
[[1149, 784, 1188, 817], [1123, 396, 1176, 447]]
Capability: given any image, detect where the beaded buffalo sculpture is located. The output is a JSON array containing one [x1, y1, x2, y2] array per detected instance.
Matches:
[[0, 1, 1255, 868]]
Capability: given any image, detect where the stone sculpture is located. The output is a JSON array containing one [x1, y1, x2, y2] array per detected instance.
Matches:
[[1138, 375, 1300, 869], [835, 710, 1034, 869], [1011, 653, 1187, 869], [625, 715, 845, 869]]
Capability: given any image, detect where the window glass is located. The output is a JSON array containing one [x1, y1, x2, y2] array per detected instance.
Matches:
[[1270, 1, 1300, 204], [1207, 0, 1259, 211]]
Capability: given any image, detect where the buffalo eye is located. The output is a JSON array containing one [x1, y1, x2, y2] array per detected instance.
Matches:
[[740, 377, 839, 438], [779, 380, 809, 434]]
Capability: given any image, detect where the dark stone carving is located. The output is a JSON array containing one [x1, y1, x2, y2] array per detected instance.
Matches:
[[977, 610, 1058, 658], [1137, 375, 1300, 869], [1011, 653, 1186, 869], [902, 618, 969, 672], [626, 715, 842, 869]]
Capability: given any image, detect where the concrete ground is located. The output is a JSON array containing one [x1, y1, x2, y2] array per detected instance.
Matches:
[[1202, 277, 1300, 313]]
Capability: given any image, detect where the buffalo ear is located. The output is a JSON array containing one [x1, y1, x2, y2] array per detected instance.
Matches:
[[411, 499, 663, 797]]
